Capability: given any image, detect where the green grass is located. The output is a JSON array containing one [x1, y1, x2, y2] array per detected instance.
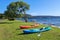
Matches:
[[0, 20, 60, 40]]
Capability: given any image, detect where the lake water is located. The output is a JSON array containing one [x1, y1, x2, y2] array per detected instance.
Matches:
[[16, 17, 60, 27]]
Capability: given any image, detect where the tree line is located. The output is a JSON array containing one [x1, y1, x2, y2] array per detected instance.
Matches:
[[0, 13, 32, 19]]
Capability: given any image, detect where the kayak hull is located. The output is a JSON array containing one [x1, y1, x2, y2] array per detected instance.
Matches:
[[23, 27, 51, 34], [20, 26, 31, 29], [20, 24, 39, 29]]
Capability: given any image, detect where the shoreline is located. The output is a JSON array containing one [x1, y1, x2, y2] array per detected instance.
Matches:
[[50, 25, 60, 28], [41, 23, 60, 28]]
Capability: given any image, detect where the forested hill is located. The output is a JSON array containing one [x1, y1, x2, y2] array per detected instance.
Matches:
[[30, 16, 60, 18]]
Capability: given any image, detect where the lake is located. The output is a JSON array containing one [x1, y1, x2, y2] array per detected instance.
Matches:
[[16, 16, 60, 27]]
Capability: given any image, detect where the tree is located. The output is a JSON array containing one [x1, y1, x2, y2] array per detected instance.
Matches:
[[4, 1, 30, 22], [0, 14, 3, 19]]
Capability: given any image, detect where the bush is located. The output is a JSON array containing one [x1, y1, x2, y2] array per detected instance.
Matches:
[[8, 18, 15, 21]]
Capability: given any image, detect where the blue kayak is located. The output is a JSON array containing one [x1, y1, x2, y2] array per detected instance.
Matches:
[[23, 27, 51, 34]]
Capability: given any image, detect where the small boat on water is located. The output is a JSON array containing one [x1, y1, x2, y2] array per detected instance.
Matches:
[[23, 27, 51, 34]]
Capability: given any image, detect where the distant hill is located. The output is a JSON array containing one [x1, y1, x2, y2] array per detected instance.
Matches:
[[0, 13, 60, 19], [30, 16, 60, 18]]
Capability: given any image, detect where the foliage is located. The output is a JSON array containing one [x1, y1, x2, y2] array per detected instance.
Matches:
[[4, 1, 30, 21], [16, 13, 31, 18], [0, 14, 5, 19]]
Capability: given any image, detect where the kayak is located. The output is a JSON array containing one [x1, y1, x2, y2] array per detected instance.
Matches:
[[20, 24, 39, 29], [20, 25, 31, 29], [23, 27, 51, 34]]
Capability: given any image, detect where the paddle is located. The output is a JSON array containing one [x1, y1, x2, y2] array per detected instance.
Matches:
[[37, 27, 45, 37], [37, 33, 41, 36]]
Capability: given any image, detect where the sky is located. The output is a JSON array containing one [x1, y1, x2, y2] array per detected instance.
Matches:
[[0, 0, 60, 16]]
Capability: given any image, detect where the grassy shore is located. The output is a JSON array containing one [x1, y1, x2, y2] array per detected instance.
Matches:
[[0, 20, 60, 40]]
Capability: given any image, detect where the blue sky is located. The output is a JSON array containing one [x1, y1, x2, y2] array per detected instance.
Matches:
[[0, 0, 60, 16]]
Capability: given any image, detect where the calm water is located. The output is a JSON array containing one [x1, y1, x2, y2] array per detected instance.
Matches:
[[16, 17, 60, 27]]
